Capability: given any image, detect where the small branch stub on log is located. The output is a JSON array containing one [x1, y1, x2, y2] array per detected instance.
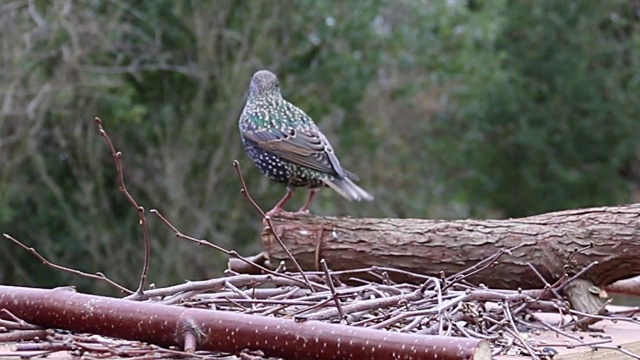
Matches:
[[0, 285, 491, 360], [261, 204, 640, 289]]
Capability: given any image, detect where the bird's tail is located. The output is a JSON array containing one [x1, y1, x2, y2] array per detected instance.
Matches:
[[322, 177, 374, 202]]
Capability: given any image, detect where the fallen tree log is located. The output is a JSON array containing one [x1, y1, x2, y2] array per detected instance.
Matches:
[[0, 285, 491, 360], [261, 203, 640, 289]]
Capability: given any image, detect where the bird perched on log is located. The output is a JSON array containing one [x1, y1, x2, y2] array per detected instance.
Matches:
[[238, 70, 374, 216]]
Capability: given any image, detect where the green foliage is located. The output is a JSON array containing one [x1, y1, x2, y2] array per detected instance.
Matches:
[[0, 0, 638, 292], [444, 0, 640, 217]]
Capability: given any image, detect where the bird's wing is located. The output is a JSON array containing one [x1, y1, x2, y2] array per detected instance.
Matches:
[[242, 126, 349, 178]]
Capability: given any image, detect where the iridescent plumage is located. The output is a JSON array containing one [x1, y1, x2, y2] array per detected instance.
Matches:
[[238, 70, 373, 214]]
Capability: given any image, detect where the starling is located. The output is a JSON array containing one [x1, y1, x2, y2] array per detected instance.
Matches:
[[238, 70, 374, 215]]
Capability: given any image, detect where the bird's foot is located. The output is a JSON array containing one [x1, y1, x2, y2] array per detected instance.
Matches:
[[294, 190, 316, 216], [293, 208, 313, 216], [265, 207, 296, 218]]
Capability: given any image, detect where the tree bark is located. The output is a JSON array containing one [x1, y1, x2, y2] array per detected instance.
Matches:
[[261, 204, 640, 289]]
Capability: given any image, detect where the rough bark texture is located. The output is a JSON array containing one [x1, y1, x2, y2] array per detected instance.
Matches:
[[261, 204, 640, 289], [0, 285, 491, 360]]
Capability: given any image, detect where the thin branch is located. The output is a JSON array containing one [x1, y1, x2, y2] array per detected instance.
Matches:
[[527, 263, 563, 300], [94, 117, 150, 296], [148, 209, 328, 296], [3, 233, 131, 294], [232, 159, 315, 292], [442, 243, 526, 292], [556, 260, 599, 293], [320, 259, 347, 323]]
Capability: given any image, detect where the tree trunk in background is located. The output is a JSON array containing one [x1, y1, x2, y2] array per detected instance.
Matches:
[[261, 204, 640, 289]]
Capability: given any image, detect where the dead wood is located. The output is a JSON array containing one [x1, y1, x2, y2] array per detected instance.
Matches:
[[0, 285, 491, 360], [261, 204, 640, 289]]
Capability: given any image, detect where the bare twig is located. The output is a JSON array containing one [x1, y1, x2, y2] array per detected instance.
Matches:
[[0, 329, 51, 343], [148, 209, 327, 296], [320, 259, 347, 323], [556, 260, 600, 293], [442, 244, 526, 292], [527, 263, 563, 300], [95, 117, 150, 296], [232, 160, 315, 292], [2, 233, 131, 294]]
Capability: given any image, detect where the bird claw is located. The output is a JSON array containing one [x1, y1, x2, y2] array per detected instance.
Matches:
[[293, 208, 313, 216], [266, 208, 296, 218], [265, 208, 312, 218]]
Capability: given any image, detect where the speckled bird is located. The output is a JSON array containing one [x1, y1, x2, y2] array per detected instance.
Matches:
[[238, 70, 374, 215]]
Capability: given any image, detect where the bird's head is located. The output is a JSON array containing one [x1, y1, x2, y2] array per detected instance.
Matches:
[[248, 70, 282, 99]]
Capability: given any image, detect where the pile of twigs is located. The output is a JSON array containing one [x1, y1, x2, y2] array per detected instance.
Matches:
[[130, 258, 640, 359], [2, 243, 639, 359]]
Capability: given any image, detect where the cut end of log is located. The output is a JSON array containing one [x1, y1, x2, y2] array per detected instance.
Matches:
[[473, 341, 493, 360]]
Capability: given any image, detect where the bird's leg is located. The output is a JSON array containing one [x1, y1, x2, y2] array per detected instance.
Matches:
[[295, 189, 317, 215], [266, 188, 295, 217]]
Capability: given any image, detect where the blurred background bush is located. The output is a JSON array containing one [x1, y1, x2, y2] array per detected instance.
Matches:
[[1, 0, 639, 294]]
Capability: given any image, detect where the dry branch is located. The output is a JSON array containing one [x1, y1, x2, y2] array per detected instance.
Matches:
[[0, 285, 491, 360], [233, 160, 315, 291], [95, 117, 150, 296], [261, 204, 640, 289], [2, 233, 131, 294], [606, 276, 640, 297]]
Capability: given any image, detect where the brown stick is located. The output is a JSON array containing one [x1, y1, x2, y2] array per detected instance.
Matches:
[[606, 275, 640, 296], [0, 285, 491, 360], [232, 160, 315, 292], [95, 117, 150, 296], [261, 204, 640, 289], [3, 234, 132, 295]]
